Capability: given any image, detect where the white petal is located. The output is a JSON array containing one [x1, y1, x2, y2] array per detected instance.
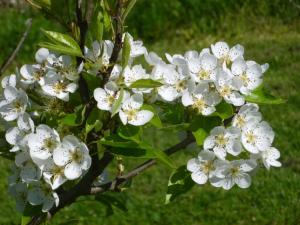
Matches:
[[64, 162, 82, 180], [211, 42, 229, 59], [191, 171, 208, 184], [229, 44, 244, 61], [187, 158, 200, 172], [129, 110, 153, 126], [181, 91, 194, 106], [53, 147, 70, 166], [158, 86, 178, 101], [35, 48, 50, 63], [42, 195, 55, 212], [235, 173, 251, 188]]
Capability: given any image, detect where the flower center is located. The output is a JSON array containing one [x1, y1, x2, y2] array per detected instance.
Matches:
[[230, 167, 240, 176], [192, 98, 206, 113], [219, 85, 232, 97], [215, 134, 228, 147], [198, 70, 210, 80], [240, 73, 250, 86], [107, 95, 115, 106], [125, 109, 138, 121], [43, 137, 57, 152], [71, 148, 83, 163], [175, 80, 187, 92], [201, 161, 215, 174], [246, 131, 257, 144], [13, 100, 23, 112], [235, 115, 245, 128], [33, 69, 44, 81], [53, 81, 67, 94]]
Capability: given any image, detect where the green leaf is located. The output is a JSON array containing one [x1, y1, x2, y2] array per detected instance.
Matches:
[[122, 0, 137, 22], [211, 101, 234, 120], [99, 135, 140, 149], [39, 29, 82, 57], [190, 116, 221, 132], [60, 105, 86, 126], [100, 136, 175, 168], [111, 88, 124, 117], [90, 9, 104, 41], [190, 116, 222, 146], [38, 42, 82, 57], [85, 108, 103, 138], [117, 125, 141, 143], [161, 103, 185, 124], [122, 33, 131, 68], [130, 79, 163, 89], [165, 165, 195, 204], [192, 129, 207, 146], [244, 85, 285, 104], [141, 104, 162, 128], [21, 216, 31, 225]]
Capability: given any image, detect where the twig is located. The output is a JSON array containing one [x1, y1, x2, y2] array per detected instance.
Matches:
[[0, 18, 32, 76], [90, 133, 195, 194], [101, 0, 124, 85]]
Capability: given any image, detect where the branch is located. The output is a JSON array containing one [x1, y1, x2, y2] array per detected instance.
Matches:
[[0, 18, 32, 76], [90, 133, 195, 194]]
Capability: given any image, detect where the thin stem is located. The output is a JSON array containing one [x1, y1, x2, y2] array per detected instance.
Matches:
[[0, 18, 32, 76]]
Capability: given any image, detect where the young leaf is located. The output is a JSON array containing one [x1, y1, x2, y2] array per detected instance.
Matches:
[[165, 165, 195, 204], [60, 105, 86, 126], [122, 0, 137, 22], [130, 79, 163, 89], [122, 33, 131, 68], [111, 88, 124, 117], [38, 42, 82, 57], [39, 29, 82, 57], [211, 101, 234, 120], [244, 85, 285, 104], [117, 125, 141, 143]]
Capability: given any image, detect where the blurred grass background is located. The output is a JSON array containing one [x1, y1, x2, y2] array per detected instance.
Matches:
[[0, 0, 300, 224]]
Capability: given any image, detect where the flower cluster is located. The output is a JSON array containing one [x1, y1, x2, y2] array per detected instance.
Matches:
[[187, 103, 281, 190], [1, 53, 91, 212], [0, 33, 281, 213]]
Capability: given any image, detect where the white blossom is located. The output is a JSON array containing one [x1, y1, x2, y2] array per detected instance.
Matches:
[[53, 135, 91, 180], [231, 58, 264, 95], [182, 82, 221, 115], [187, 52, 218, 83], [241, 120, 274, 154], [28, 124, 60, 161], [187, 150, 218, 184], [211, 41, 244, 64], [211, 159, 257, 190], [204, 126, 242, 159], [251, 147, 281, 170], [124, 32, 147, 58], [41, 71, 77, 101], [27, 181, 59, 212], [1, 74, 17, 88], [94, 81, 123, 112], [232, 103, 262, 129], [0, 86, 28, 121], [215, 69, 244, 106], [119, 93, 153, 126]]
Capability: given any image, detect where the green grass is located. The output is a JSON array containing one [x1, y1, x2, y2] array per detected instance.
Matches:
[[0, 2, 300, 225]]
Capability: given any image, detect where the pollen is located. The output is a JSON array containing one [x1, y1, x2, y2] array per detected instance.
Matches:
[[246, 131, 257, 144], [192, 98, 206, 113], [125, 109, 138, 121], [201, 161, 215, 174], [71, 148, 84, 163], [198, 70, 210, 80], [43, 138, 57, 151], [215, 134, 228, 147], [53, 81, 67, 94], [219, 85, 232, 97], [175, 80, 187, 92]]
